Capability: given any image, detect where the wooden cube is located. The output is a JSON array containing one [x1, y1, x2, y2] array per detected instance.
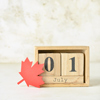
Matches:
[[39, 53, 60, 76], [61, 53, 84, 76]]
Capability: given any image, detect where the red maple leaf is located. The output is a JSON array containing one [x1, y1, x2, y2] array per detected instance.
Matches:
[[17, 57, 44, 88]]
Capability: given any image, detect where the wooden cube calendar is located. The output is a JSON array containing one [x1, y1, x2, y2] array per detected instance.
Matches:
[[35, 46, 89, 87], [39, 53, 60, 76]]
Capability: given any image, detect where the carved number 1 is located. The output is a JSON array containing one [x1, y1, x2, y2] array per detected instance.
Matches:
[[70, 57, 76, 72]]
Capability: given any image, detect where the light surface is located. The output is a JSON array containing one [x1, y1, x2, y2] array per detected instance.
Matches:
[[0, 62, 100, 100]]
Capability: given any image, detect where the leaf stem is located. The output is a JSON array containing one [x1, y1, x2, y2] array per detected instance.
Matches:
[[17, 79, 24, 85]]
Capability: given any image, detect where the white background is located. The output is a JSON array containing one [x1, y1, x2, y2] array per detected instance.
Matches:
[[0, 0, 100, 63]]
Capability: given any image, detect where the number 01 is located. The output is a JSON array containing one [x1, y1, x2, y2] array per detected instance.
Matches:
[[44, 56, 76, 72]]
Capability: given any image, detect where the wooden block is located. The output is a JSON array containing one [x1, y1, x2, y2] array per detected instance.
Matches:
[[39, 53, 60, 76], [35, 46, 89, 87], [43, 76, 83, 83], [61, 53, 84, 76]]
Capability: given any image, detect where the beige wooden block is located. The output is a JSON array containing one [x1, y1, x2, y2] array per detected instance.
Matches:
[[61, 53, 84, 76], [35, 46, 89, 87], [43, 76, 83, 83], [39, 53, 60, 76]]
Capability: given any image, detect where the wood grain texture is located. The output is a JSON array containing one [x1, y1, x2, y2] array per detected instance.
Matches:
[[61, 53, 84, 76], [39, 53, 60, 76], [43, 76, 83, 83], [35, 46, 89, 87]]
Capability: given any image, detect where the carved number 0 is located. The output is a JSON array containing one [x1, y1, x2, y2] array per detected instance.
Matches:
[[45, 57, 54, 72]]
